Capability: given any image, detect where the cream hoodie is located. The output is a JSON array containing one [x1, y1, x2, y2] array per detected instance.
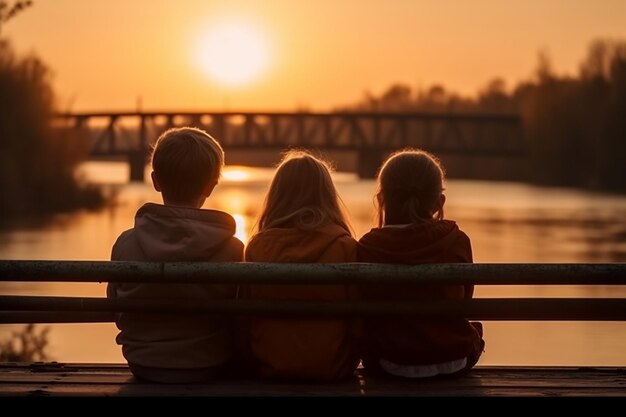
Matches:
[[108, 203, 244, 369]]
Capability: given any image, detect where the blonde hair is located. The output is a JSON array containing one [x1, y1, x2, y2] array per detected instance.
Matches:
[[151, 127, 224, 204], [376, 148, 446, 227], [257, 150, 352, 234]]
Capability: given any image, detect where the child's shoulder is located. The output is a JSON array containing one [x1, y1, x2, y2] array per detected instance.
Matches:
[[357, 226, 388, 243], [111, 228, 138, 261], [201, 208, 237, 222], [335, 232, 358, 248], [446, 219, 471, 241]]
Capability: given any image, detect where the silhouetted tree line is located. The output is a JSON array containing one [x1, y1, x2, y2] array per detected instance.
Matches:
[[0, 1, 103, 222], [340, 40, 626, 192]]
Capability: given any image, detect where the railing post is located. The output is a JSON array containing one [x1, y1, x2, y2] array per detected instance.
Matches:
[[139, 113, 147, 151], [127, 114, 148, 182], [128, 150, 147, 182], [107, 115, 118, 153]]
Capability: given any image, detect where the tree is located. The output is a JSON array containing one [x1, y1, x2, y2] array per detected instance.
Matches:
[[0, 0, 32, 33], [0, 1, 103, 221], [341, 39, 626, 191]]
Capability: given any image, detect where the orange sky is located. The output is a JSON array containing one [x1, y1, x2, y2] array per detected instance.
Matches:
[[5, 0, 626, 111]]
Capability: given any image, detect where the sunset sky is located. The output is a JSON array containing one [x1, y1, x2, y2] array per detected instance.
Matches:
[[5, 0, 626, 111]]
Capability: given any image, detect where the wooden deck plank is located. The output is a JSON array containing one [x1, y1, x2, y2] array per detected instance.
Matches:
[[1, 383, 625, 397], [1, 364, 625, 396], [2, 373, 626, 390]]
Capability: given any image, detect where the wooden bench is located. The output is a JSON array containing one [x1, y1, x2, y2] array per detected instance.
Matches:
[[1, 261, 626, 397], [1, 363, 625, 397]]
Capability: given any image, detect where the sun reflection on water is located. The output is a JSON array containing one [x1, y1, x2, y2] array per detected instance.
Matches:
[[213, 189, 256, 245], [222, 168, 250, 182], [232, 213, 249, 244]]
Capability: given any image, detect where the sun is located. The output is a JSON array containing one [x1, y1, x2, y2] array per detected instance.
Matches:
[[196, 21, 270, 87]]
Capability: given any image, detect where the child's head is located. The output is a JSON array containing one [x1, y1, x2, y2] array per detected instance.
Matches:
[[257, 150, 352, 233], [150, 127, 224, 207], [376, 149, 446, 227]]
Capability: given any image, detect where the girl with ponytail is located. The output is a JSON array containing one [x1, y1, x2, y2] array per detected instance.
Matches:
[[358, 149, 485, 379]]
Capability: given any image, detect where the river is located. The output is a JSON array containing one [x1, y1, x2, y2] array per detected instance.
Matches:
[[1, 161, 626, 365]]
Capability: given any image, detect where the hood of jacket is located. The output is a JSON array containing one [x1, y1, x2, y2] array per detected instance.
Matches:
[[128, 202, 239, 261], [246, 224, 355, 262], [358, 220, 472, 263]]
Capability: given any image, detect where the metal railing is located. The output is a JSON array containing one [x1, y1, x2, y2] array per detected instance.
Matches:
[[1, 261, 625, 323]]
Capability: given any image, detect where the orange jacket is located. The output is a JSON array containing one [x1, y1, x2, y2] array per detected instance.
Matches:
[[243, 224, 360, 381], [357, 219, 483, 366]]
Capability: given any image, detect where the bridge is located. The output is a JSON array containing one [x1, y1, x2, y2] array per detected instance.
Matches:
[[55, 111, 524, 181]]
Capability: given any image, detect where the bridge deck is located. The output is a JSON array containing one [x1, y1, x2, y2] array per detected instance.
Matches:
[[1, 363, 625, 397]]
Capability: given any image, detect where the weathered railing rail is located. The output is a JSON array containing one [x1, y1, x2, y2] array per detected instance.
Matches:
[[2, 261, 626, 284], [0, 261, 625, 323]]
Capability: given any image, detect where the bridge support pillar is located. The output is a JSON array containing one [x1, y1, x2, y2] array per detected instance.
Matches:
[[128, 150, 148, 182], [357, 149, 385, 179]]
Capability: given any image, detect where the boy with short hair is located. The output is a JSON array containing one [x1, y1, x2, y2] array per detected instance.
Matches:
[[108, 127, 243, 383]]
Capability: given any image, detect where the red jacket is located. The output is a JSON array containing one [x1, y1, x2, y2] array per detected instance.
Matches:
[[357, 219, 483, 366], [244, 224, 360, 381]]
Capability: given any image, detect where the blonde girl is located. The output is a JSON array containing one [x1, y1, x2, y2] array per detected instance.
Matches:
[[243, 150, 359, 381]]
